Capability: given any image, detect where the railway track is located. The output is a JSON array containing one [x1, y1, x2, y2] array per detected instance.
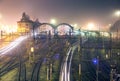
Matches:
[[18, 61, 26, 81], [18, 49, 27, 81], [30, 59, 43, 81]]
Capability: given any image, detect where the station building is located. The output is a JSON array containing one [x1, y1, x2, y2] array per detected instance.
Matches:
[[17, 12, 40, 35]]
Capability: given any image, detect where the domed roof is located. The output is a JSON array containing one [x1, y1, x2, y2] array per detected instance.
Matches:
[[19, 12, 33, 23], [110, 20, 120, 32]]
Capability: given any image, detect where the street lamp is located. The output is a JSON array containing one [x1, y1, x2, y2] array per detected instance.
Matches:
[[115, 11, 120, 19], [50, 19, 56, 25], [50, 19, 57, 36]]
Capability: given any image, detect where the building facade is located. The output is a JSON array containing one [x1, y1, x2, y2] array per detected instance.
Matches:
[[17, 12, 34, 35]]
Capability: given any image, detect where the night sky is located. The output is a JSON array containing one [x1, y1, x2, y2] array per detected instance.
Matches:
[[0, 0, 120, 28]]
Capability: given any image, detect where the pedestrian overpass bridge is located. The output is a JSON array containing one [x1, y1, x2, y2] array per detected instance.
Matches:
[[34, 22, 111, 38]]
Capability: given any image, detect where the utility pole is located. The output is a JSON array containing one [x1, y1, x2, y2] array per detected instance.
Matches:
[[110, 69, 113, 81], [46, 58, 52, 81], [47, 64, 50, 80], [78, 28, 82, 81], [96, 56, 99, 81], [79, 64, 81, 75], [79, 64, 82, 81], [50, 63, 52, 80]]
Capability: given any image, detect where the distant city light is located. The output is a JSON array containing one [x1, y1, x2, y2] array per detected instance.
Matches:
[[88, 23, 94, 27], [0, 23, 17, 34], [86, 23, 95, 30], [108, 24, 112, 27]]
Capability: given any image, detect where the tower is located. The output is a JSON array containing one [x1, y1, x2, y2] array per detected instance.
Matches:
[[17, 12, 34, 35]]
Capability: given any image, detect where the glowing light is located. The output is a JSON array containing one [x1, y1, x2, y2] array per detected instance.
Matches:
[[74, 24, 79, 30], [115, 11, 120, 17], [85, 22, 99, 30], [0, 36, 27, 56], [74, 24, 77, 27], [106, 54, 109, 59], [108, 24, 112, 27], [92, 58, 98, 64], [31, 47, 34, 52], [50, 19, 56, 25], [87, 23, 95, 29], [0, 23, 17, 34], [88, 23, 94, 28]]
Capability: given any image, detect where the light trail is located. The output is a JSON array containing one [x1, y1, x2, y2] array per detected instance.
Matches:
[[60, 47, 73, 81], [68, 46, 76, 81], [0, 36, 27, 56], [60, 38, 87, 81]]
